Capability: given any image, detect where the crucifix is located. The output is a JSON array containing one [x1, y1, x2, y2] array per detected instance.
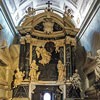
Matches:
[[46, 1, 52, 8]]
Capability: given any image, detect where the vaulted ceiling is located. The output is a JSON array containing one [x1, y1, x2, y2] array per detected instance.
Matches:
[[4, 0, 94, 27]]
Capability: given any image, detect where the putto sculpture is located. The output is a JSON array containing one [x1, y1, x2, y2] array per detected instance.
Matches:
[[14, 68, 25, 88]]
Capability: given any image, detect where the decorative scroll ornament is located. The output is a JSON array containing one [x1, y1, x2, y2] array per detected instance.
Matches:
[[14, 68, 25, 88], [95, 49, 100, 81], [29, 60, 40, 81]]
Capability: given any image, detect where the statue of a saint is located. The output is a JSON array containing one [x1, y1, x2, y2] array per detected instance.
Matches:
[[14, 68, 24, 88], [69, 69, 82, 98], [57, 60, 65, 82], [95, 49, 100, 81], [29, 60, 40, 81], [70, 69, 82, 91]]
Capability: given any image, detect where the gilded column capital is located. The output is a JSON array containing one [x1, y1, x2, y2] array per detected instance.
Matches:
[[25, 34, 31, 43], [65, 36, 71, 45], [65, 36, 76, 46], [20, 37, 25, 44], [71, 38, 76, 46]]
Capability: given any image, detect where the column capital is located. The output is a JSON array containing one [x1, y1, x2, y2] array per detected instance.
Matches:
[[25, 34, 31, 43], [20, 37, 25, 44], [65, 36, 76, 46]]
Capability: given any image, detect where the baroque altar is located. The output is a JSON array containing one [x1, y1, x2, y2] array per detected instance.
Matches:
[[12, 5, 80, 100]]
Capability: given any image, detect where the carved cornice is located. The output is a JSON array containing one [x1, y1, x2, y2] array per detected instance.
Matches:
[[31, 38, 64, 47], [32, 30, 64, 38]]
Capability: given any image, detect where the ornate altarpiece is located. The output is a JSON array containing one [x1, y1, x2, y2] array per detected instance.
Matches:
[[12, 6, 79, 100]]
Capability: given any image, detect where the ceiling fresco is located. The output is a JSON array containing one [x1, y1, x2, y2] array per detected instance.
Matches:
[[4, 0, 94, 27]]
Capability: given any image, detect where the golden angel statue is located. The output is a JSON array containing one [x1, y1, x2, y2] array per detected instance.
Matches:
[[36, 47, 51, 65], [29, 60, 40, 81], [14, 68, 25, 88]]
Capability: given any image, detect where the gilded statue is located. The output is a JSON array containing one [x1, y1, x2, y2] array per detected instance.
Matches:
[[95, 49, 100, 81], [14, 68, 24, 88], [29, 60, 40, 81], [57, 60, 65, 82], [36, 47, 51, 65]]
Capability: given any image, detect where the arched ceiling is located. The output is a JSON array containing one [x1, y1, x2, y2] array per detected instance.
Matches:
[[4, 0, 94, 28]]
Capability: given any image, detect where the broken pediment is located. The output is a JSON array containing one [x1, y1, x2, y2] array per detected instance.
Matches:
[[17, 7, 79, 38]]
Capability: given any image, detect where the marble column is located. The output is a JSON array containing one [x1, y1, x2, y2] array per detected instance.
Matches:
[[65, 36, 72, 78], [65, 36, 76, 78], [59, 47, 64, 64], [19, 37, 25, 71], [71, 46, 76, 74], [71, 38, 76, 74], [24, 34, 31, 79]]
